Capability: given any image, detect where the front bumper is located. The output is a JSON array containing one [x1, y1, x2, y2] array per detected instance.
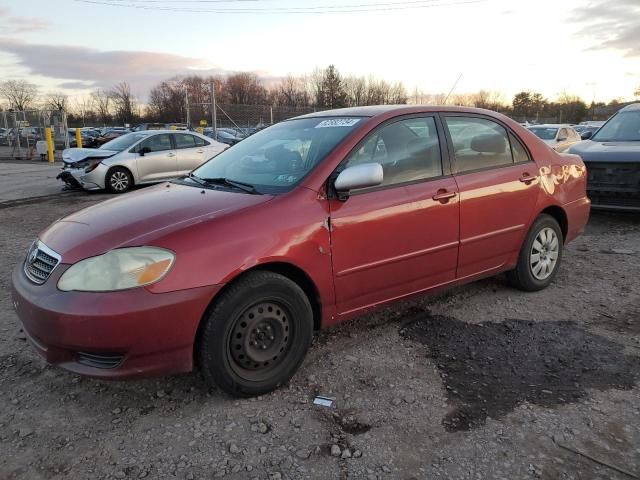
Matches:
[[11, 262, 221, 379], [57, 163, 108, 190]]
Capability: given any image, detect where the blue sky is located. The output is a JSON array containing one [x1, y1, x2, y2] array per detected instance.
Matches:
[[1, 0, 639, 103]]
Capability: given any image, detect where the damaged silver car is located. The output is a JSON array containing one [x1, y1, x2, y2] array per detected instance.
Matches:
[[58, 130, 228, 193]]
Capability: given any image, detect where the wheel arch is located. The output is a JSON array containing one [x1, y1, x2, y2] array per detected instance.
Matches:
[[194, 261, 323, 364], [539, 205, 568, 243], [106, 164, 135, 187]]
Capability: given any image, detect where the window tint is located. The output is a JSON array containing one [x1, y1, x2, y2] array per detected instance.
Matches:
[[194, 135, 209, 147], [509, 133, 530, 163], [344, 117, 442, 189], [174, 134, 197, 149], [141, 134, 172, 152], [444, 117, 513, 172]]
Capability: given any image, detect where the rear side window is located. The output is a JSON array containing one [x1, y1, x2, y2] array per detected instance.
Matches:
[[140, 134, 172, 152], [344, 116, 443, 189], [444, 117, 513, 173], [174, 134, 197, 149], [509, 133, 530, 163], [195, 136, 209, 147]]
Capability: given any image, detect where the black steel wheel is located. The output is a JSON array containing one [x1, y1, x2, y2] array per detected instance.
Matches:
[[197, 271, 313, 397]]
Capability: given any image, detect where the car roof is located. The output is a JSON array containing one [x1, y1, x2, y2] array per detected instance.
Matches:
[[528, 124, 572, 128], [291, 105, 513, 120], [620, 103, 640, 112]]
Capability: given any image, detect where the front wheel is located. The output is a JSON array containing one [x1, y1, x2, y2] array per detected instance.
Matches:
[[197, 271, 313, 397], [507, 214, 563, 291], [106, 167, 133, 194]]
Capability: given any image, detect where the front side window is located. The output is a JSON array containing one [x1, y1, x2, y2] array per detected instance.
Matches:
[[141, 134, 173, 153], [343, 117, 443, 189], [445, 117, 513, 173], [192, 117, 363, 194], [593, 110, 640, 142], [195, 136, 209, 147]]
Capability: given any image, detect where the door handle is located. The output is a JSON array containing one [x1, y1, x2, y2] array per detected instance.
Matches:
[[196, 150, 204, 154], [167, 153, 176, 157], [432, 190, 457, 203], [519, 174, 536, 184]]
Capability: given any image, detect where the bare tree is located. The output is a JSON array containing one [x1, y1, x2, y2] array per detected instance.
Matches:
[[109, 82, 137, 124], [0, 80, 38, 110], [70, 96, 96, 126], [91, 88, 111, 124], [45, 91, 69, 111]]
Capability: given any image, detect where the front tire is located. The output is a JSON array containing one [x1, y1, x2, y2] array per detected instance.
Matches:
[[106, 167, 133, 194], [507, 214, 563, 292], [197, 271, 313, 397]]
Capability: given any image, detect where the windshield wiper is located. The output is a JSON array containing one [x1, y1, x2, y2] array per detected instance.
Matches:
[[200, 177, 260, 194], [185, 172, 208, 187]]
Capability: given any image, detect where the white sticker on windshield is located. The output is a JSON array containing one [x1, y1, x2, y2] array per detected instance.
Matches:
[[315, 118, 361, 128]]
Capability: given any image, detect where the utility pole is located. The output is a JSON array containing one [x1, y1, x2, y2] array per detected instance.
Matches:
[[185, 86, 190, 128], [210, 80, 217, 139]]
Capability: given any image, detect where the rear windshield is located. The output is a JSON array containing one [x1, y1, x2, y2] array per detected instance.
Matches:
[[592, 111, 640, 142], [192, 117, 364, 194]]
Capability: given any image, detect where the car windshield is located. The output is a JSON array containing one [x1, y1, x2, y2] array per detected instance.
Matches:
[[99, 132, 149, 151], [191, 117, 364, 194], [592, 111, 640, 142], [528, 127, 558, 140]]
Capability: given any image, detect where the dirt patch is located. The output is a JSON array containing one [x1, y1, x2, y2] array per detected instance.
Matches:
[[401, 313, 640, 432]]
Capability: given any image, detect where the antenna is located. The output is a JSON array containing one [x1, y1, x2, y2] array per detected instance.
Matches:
[[443, 73, 463, 104]]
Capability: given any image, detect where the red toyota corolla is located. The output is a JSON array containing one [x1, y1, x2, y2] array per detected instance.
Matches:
[[12, 106, 590, 396]]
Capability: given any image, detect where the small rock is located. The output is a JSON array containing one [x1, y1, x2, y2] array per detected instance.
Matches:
[[381, 465, 392, 473], [331, 445, 341, 457], [114, 471, 126, 479], [259, 446, 268, 454], [257, 422, 268, 434], [391, 398, 402, 406], [341, 449, 352, 459], [156, 390, 165, 398], [345, 355, 358, 362], [112, 408, 122, 415], [353, 450, 362, 458], [18, 428, 33, 438], [296, 449, 311, 459], [403, 394, 416, 404], [229, 443, 241, 454]]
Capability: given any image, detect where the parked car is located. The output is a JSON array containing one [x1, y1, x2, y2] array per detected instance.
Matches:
[[133, 123, 167, 131], [203, 128, 243, 146], [527, 124, 581, 152], [569, 103, 640, 211], [578, 125, 601, 140], [57, 130, 228, 193], [12, 106, 590, 396], [95, 130, 128, 146]]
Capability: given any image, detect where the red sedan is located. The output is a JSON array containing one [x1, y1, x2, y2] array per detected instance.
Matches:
[[12, 106, 590, 396]]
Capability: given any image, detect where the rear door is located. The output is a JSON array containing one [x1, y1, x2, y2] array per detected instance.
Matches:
[[329, 115, 459, 315], [134, 133, 178, 182], [442, 115, 539, 279], [173, 133, 207, 172]]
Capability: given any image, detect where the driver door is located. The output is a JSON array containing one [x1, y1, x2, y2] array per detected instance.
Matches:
[[329, 116, 460, 316], [135, 133, 178, 182]]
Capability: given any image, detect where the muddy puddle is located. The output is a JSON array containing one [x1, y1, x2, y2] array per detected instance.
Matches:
[[401, 313, 640, 432]]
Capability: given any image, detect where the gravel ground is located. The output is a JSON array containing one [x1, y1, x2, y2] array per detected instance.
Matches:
[[1, 190, 639, 480]]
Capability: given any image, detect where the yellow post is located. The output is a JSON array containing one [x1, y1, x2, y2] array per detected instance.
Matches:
[[75, 128, 83, 149], [45, 127, 55, 163], [170, 125, 177, 131]]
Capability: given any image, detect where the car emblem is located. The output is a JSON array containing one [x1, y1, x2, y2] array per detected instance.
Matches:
[[28, 244, 38, 264]]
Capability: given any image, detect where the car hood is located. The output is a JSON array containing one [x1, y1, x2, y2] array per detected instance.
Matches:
[[569, 140, 640, 163], [39, 182, 274, 264], [62, 148, 119, 163]]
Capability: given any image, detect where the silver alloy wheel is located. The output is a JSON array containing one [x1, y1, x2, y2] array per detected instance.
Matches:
[[530, 227, 559, 280], [110, 171, 129, 192]]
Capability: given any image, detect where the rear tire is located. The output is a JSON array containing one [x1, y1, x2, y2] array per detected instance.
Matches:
[[106, 167, 133, 194], [197, 271, 313, 397], [507, 214, 563, 292]]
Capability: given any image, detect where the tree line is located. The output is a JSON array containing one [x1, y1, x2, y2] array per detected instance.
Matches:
[[1, 69, 639, 126]]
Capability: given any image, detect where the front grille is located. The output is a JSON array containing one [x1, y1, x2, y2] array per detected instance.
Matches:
[[23, 241, 62, 285], [77, 352, 125, 369]]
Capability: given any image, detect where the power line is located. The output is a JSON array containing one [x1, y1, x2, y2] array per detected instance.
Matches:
[[73, 0, 487, 14]]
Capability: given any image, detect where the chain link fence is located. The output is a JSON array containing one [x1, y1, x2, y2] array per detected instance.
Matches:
[[0, 109, 68, 160]]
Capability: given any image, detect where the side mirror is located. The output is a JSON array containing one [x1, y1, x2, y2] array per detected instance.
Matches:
[[334, 162, 383, 200], [580, 130, 593, 140], [139, 146, 151, 156]]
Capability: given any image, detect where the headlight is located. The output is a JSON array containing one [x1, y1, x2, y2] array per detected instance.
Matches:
[[57, 247, 175, 292]]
